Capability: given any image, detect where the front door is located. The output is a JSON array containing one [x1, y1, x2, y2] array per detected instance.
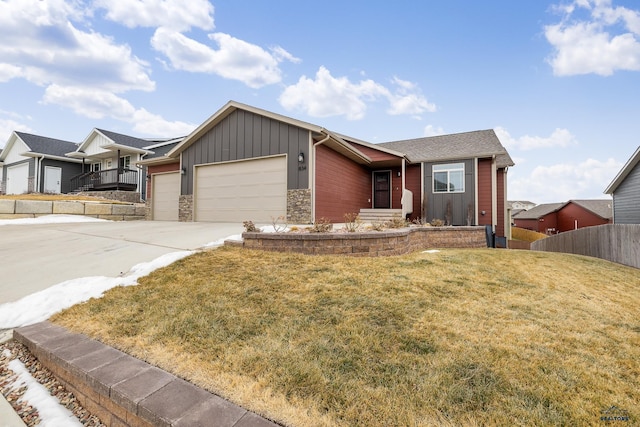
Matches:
[[44, 166, 62, 194], [373, 171, 391, 208]]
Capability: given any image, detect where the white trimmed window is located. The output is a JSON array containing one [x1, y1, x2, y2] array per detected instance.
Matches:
[[433, 163, 464, 193], [91, 162, 101, 172], [119, 155, 131, 170]]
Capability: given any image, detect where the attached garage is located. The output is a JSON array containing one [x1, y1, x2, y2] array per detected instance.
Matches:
[[152, 172, 180, 221], [6, 162, 29, 194], [194, 155, 287, 222]]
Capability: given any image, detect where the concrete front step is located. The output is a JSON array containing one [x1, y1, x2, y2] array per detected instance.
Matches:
[[14, 322, 279, 427], [358, 209, 403, 222]]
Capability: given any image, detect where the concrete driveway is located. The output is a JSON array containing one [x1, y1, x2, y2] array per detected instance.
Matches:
[[0, 221, 244, 304]]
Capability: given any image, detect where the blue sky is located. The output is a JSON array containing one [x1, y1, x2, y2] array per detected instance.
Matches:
[[1, 0, 639, 203]]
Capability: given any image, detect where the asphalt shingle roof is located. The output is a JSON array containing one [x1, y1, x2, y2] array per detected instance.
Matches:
[[512, 203, 564, 219], [15, 131, 79, 157], [96, 129, 153, 150], [569, 199, 613, 220], [379, 129, 514, 168]]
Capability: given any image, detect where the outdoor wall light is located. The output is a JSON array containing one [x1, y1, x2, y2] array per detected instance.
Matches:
[[298, 152, 305, 163], [481, 210, 486, 216], [181, 167, 186, 175]]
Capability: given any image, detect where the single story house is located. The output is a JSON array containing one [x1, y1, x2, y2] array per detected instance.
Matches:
[[513, 199, 612, 233], [0, 131, 83, 194], [604, 146, 640, 224], [142, 101, 514, 238], [64, 129, 182, 201]]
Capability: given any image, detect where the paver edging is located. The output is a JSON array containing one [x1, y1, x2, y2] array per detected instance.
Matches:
[[13, 322, 279, 427]]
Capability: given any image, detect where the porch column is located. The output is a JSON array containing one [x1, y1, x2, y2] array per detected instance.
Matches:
[[116, 149, 121, 191]]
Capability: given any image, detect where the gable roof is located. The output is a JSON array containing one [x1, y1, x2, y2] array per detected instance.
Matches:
[[604, 146, 640, 194], [563, 199, 613, 220], [512, 202, 564, 219], [96, 129, 155, 150], [14, 131, 79, 157], [379, 129, 515, 168], [167, 100, 372, 164]]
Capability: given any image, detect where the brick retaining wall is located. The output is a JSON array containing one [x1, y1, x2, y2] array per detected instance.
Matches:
[[0, 199, 146, 221], [241, 226, 487, 256]]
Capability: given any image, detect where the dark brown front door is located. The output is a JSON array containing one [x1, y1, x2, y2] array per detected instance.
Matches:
[[373, 171, 391, 208]]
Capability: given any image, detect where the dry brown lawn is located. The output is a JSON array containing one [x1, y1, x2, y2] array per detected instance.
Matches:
[[53, 247, 640, 426]]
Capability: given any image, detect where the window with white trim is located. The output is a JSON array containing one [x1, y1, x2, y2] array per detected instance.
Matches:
[[433, 163, 464, 193], [119, 155, 131, 170], [91, 162, 101, 172]]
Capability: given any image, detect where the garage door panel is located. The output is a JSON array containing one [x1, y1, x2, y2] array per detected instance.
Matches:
[[152, 172, 180, 221], [7, 163, 29, 195], [195, 156, 287, 223]]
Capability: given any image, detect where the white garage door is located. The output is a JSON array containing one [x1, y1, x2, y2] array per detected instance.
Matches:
[[6, 163, 29, 195], [195, 156, 287, 222], [152, 172, 180, 221]]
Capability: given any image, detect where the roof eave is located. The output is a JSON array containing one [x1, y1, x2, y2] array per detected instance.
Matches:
[[101, 143, 154, 155], [136, 156, 180, 166], [604, 146, 640, 194], [22, 152, 83, 163]]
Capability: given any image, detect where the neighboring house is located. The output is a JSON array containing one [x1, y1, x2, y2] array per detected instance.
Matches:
[[0, 131, 82, 194], [513, 200, 612, 233], [509, 200, 536, 211], [66, 129, 182, 200], [144, 101, 514, 239], [604, 146, 640, 224]]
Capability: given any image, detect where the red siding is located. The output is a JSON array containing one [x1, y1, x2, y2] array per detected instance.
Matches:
[[556, 202, 611, 232], [146, 163, 180, 199], [315, 145, 371, 222], [477, 159, 492, 227], [496, 168, 506, 237]]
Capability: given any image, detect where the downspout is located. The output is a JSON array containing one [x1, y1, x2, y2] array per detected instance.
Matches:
[[36, 155, 45, 193], [311, 131, 332, 222], [491, 155, 497, 232], [474, 158, 479, 225], [139, 153, 147, 201]]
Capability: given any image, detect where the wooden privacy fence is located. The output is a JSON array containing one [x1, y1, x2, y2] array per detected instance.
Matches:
[[531, 224, 640, 269]]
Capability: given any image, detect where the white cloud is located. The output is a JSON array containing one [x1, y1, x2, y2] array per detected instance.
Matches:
[[271, 45, 301, 64], [42, 85, 195, 137], [545, 0, 640, 76], [151, 28, 291, 88], [495, 126, 578, 150], [95, 0, 215, 32], [0, 118, 34, 148], [424, 125, 445, 136], [509, 157, 621, 202], [0, 0, 154, 92], [387, 77, 436, 116], [279, 67, 435, 120]]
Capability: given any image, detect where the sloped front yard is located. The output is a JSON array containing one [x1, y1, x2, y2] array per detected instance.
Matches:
[[52, 247, 640, 426]]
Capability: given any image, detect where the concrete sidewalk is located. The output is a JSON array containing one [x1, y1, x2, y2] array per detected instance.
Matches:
[[1, 221, 243, 304]]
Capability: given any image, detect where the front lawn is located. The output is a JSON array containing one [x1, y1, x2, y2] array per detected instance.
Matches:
[[52, 247, 640, 426]]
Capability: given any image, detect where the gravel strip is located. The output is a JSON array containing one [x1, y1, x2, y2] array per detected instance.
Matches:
[[0, 339, 105, 426]]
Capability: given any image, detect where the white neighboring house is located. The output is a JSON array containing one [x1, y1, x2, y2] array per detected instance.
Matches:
[[65, 128, 183, 200], [0, 132, 82, 194]]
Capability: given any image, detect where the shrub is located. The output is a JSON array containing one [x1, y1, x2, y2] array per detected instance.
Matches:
[[343, 212, 362, 232], [309, 218, 333, 233], [430, 218, 445, 227], [270, 215, 288, 232], [369, 221, 385, 231], [387, 214, 408, 229], [243, 221, 260, 232]]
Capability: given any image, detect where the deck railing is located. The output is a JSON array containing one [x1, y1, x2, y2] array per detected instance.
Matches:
[[70, 168, 138, 192]]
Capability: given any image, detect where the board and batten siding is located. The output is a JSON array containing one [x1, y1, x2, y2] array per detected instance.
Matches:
[[41, 159, 83, 194], [423, 159, 475, 226], [181, 109, 310, 195], [613, 163, 640, 224]]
